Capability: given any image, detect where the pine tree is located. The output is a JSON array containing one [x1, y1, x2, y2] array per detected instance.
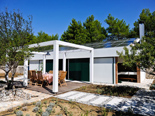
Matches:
[[61, 19, 87, 44], [83, 15, 107, 42], [105, 14, 129, 39]]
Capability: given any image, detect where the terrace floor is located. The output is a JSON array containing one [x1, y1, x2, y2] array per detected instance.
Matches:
[[26, 81, 89, 95]]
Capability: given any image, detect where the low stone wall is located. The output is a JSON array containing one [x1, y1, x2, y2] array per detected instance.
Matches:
[[0, 65, 24, 74], [16, 65, 24, 74], [146, 73, 155, 79], [145, 69, 155, 79]]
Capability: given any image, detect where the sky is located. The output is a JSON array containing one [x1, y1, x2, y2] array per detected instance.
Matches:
[[0, 0, 155, 39]]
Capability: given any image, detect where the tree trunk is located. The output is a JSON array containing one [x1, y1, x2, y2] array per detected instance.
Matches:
[[11, 62, 18, 88], [5, 71, 9, 88]]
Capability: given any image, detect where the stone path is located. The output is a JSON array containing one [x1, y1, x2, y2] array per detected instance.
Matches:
[[117, 79, 154, 90], [55, 90, 155, 116], [0, 89, 53, 112]]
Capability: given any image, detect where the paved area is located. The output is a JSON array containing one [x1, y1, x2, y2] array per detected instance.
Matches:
[[55, 90, 155, 116], [117, 78, 154, 89], [0, 89, 53, 112], [27, 81, 89, 95]]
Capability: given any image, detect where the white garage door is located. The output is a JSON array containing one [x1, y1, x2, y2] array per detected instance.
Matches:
[[94, 58, 113, 84]]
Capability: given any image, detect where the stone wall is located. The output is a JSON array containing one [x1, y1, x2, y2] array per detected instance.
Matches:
[[0, 65, 24, 74], [146, 73, 155, 79], [16, 65, 24, 74]]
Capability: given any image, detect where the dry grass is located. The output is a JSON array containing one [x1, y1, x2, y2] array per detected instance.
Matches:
[[76, 84, 139, 98], [0, 97, 143, 116], [0, 97, 111, 116]]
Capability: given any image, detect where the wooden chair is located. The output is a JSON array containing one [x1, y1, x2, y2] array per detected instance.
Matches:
[[37, 71, 44, 87], [49, 70, 53, 74], [28, 70, 31, 79], [31, 71, 37, 85], [58, 71, 67, 87], [58, 70, 63, 77]]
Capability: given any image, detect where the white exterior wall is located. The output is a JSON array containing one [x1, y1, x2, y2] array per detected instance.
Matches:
[[29, 60, 40, 71], [94, 58, 113, 84], [140, 70, 146, 83]]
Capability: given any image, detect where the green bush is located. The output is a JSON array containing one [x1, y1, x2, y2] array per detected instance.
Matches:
[[25, 114, 30, 116], [36, 101, 42, 107], [16, 110, 23, 116], [48, 103, 55, 108], [32, 107, 39, 112], [150, 84, 155, 90], [42, 111, 49, 116], [46, 107, 52, 114]]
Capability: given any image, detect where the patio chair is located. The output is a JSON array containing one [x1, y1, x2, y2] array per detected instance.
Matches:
[[49, 70, 53, 74], [37, 71, 44, 87], [58, 70, 63, 77], [31, 70, 37, 85], [28, 70, 31, 79], [58, 71, 67, 87]]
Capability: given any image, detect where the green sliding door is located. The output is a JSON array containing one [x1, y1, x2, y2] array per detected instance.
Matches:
[[46, 59, 63, 72], [69, 59, 89, 81]]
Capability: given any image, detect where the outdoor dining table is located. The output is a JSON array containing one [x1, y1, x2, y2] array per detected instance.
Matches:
[[42, 73, 53, 84]]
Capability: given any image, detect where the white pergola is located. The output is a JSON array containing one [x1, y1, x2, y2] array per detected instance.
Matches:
[[24, 40, 94, 93]]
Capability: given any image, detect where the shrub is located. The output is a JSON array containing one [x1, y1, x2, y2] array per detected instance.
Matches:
[[22, 106, 27, 111], [25, 114, 30, 116], [150, 84, 155, 90], [16, 110, 23, 116], [38, 108, 43, 114], [36, 112, 40, 116], [32, 107, 39, 112], [44, 101, 47, 104], [36, 101, 42, 107], [7, 108, 13, 112], [42, 111, 49, 116], [14, 110, 17, 114], [46, 107, 52, 114], [56, 114, 63, 116], [48, 103, 55, 108]]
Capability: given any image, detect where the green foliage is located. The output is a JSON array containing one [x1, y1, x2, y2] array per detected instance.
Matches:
[[36, 112, 40, 116], [133, 9, 155, 38], [16, 110, 23, 116], [30, 31, 58, 44], [117, 36, 155, 76], [32, 107, 39, 112], [42, 111, 49, 116], [25, 114, 30, 116], [83, 15, 107, 42], [36, 101, 42, 107], [44, 101, 47, 104], [46, 107, 52, 114], [61, 15, 107, 44], [48, 103, 55, 108], [105, 14, 129, 39], [61, 19, 87, 44], [0, 8, 33, 83]]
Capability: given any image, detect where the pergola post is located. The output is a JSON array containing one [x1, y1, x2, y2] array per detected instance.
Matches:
[[23, 58, 28, 86], [43, 54, 46, 74], [90, 49, 94, 83], [63, 53, 66, 71], [53, 41, 59, 93]]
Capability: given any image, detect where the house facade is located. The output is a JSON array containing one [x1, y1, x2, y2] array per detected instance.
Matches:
[[29, 38, 146, 84]]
